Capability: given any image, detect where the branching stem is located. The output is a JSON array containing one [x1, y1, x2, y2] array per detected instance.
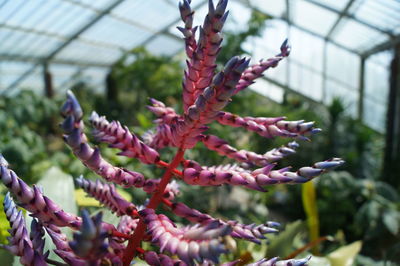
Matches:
[[122, 148, 186, 265]]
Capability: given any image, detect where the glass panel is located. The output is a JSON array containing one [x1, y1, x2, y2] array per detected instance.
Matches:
[[0, 61, 34, 90], [289, 62, 323, 102], [325, 79, 358, 117], [50, 64, 81, 90], [222, 0, 252, 32], [351, 0, 399, 33], [0, 29, 63, 57], [17, 34, 64, 57], [26, 1, 97, 37], [245, 19, 289, 55], [55, 40, 123, 65], [365, 51, 391, 104], [80, 16, 153, 49], [247, 25, 290, 86], [317, 0, 349, 11], [47, 5, 96, 37], [5, 0, 45, 26], [291, 0, 338, 36], [249, 78, 285, 103], [249, 0, 286, 18], [363, 50, 391, 132], [331, 18, 389, 52], [289, 27, 324, 72], [145, 35, 183, 56], [246, 20, 289, 87], [80, 67, 109, 93], [18, 68, 43, 93], [0, 0, 25, 24], [326, 43, 360, 88], [17, 1, 61, 30], [112, 0, 177, 32], [73, 0, 111, 9], [363, 98, 386, 132]]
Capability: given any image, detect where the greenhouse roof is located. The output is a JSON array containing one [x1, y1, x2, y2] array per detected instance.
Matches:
[[0, 0, 399, 131]]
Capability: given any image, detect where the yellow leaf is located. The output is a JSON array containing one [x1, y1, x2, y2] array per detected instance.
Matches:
[[327, 241, 362, 266], [75, 189, 101, 207], [116, 188, 132, 202], [302, 181, 320, 254], [75, 188, 132, 207]]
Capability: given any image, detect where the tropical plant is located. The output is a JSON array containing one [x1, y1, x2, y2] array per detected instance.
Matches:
[[0, 0, 344, 265]]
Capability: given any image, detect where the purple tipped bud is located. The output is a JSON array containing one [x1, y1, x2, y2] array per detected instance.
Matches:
[[280, 38, 291, 56], [298, 167, 324, 178], [215, 0, 228, 16], [314, 158, 344, 170], [224, 56, 240, 73], [70, 210, 109, 262], [208, 0, 215, 16], [66, 90, 83, 120], [0, 154, 9, 167]]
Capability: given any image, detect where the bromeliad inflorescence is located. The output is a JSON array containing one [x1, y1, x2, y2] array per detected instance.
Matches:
[[0, 0, 344, 265]]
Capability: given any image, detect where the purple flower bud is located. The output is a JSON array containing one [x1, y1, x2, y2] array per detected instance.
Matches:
[[0, 159, 82, 228], [2, 193, 47, 266], [76, 176, 137, 217], [144, 251, 186, 266], [249, 255, 311, 266], [30, 219, 46, 256], [60, 93, 146, 188], [90, 111, 160, 164], [140, 209, 232, 264], [314, 158, 345, 170], [117, 215, 139, 236], [234, 42, 290, 95], [69, 210, 109, 263], [280, 38, 291, 57], [218, 112, 319, 140]]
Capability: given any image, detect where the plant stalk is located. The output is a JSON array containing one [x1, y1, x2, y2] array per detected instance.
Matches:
[[122, 148, 185, 265]]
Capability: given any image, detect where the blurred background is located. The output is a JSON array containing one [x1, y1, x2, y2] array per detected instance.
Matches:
[[0, 0, 399, 265]]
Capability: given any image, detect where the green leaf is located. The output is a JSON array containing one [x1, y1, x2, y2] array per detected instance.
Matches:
[[327, 241, 362, 266], [265, 220, 306, 258], [0, 249, 14, 265], [93, 208, 120, 226], [0, 194, 10, 244], [307, 256, 331, 266], [136, 113, 152, 129], [383, 210, 399, 235], [38, 166, 77, 215], [35, 166, 77, 263]]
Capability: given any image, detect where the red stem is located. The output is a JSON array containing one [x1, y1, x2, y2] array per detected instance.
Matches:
[[111, 230, 131, 239], [122, 148, 186, 265], [161, 198, 173, 208], [157, 160, 183, 176]]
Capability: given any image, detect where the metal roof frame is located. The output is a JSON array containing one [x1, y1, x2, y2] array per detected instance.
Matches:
[[303, 0, 395, 36], [2, 0, 196, 92], [1, 0, 399, 98], [5, 0, 125, 92]]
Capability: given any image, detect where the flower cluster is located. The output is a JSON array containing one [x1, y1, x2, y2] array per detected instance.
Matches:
[[0, 0, 344, 265]]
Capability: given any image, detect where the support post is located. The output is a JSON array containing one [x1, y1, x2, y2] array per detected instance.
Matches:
[[357, 57, 365, 121], [106, 71, 118, 102], [321, 40, 328, 104], [43, 63, 54, 98], [383, 44, 400, 188]]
